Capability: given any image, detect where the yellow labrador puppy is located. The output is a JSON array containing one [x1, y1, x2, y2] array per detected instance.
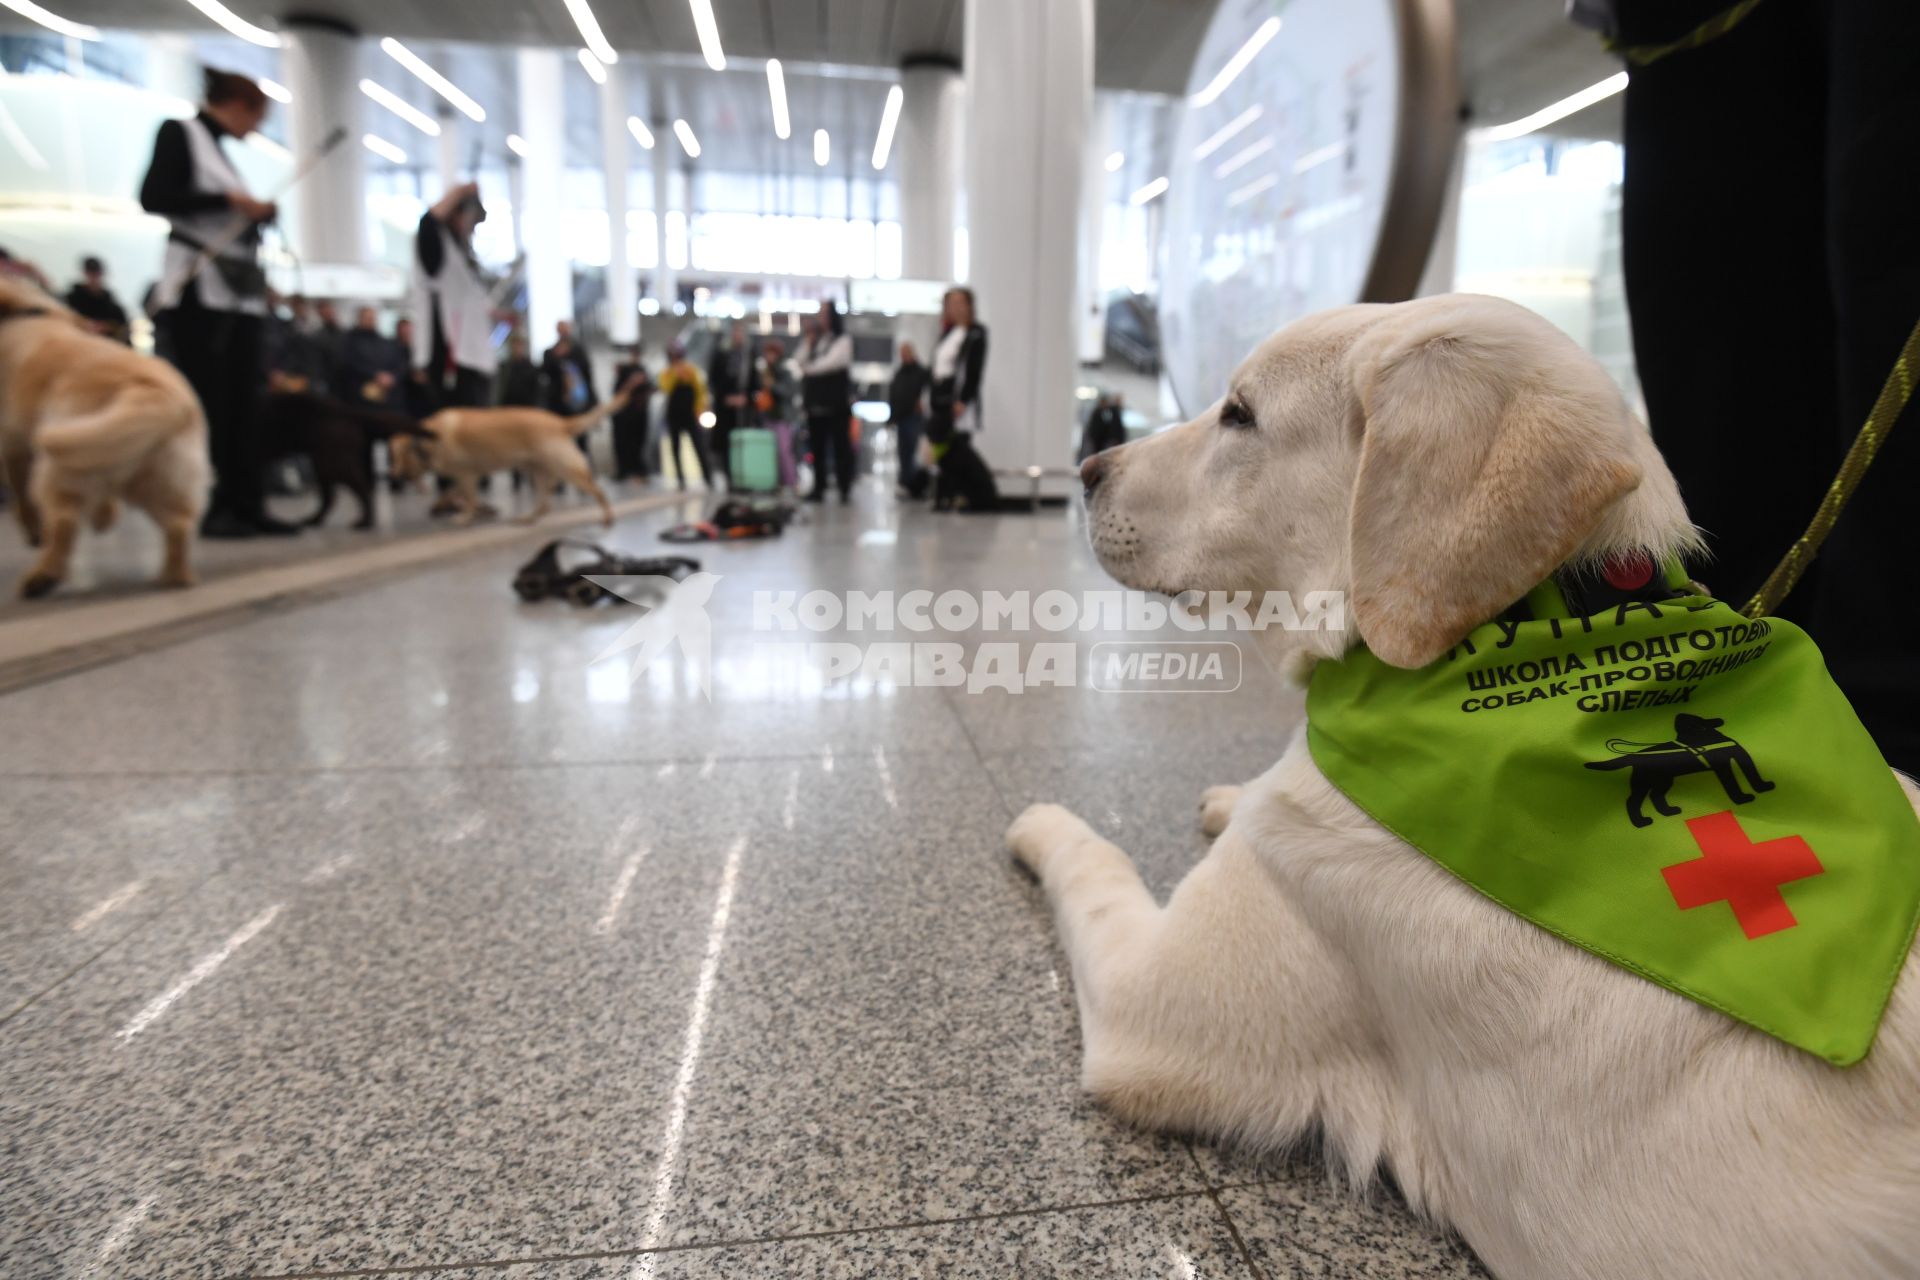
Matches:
[[1009, 294, 1920, 1279], [389, 389, 628, 528], [0, 277, 208, 597]]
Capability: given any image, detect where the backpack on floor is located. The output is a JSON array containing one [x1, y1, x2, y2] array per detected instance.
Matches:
[[512, 539, 701, 606]]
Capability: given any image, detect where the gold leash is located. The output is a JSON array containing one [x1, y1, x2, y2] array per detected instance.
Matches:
[[1743, 314, 1920, 618], [1604, 0, 1768, 66]]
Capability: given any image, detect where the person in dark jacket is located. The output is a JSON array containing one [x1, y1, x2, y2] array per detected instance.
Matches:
[[799, 303, 856, 503], [542, 320, 595, 414], [393, 318, 435, 418], [708, 320, 753, 489], [496, 333, 543, 406], [887, 339, 931, 497], [312, 298, 346, 390], [63, 256, 130, 343], [139, 67, 293, 538], [337, 306, 407, 408], [1594, 0, 1920, 773], [610, 345, 654, 481], [267, 297, 330, 395], [926, 286, 994, 511]]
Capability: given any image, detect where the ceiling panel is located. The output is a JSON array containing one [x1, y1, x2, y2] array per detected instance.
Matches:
[[6, 0, 1211, 89], [4, 0, 1626, 170], [891, 0, 958, 59]]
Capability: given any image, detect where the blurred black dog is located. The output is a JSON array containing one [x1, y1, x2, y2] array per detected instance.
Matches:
[[263, 391, 430, 530]]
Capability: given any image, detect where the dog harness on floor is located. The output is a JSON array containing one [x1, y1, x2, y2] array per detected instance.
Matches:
[[1306, 555, 1920, 1066]]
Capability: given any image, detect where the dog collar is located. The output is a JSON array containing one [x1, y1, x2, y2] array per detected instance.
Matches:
[[1306, 556, 1920, 1065]]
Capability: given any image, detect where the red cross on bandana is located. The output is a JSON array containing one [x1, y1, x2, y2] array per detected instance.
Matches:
[[1662, 811, 1825, 939]]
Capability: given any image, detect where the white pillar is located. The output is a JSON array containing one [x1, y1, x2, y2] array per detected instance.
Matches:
[[143, 35, 202, 107], [599, 62, 637, 344], [651, 138, 678, 309], [897, 58, 963, 283], [282, 19, 368, 265], [1078, 96, 1110, 364], [436, 107, 461, 193], [517, 48, 571, 346], [964, 0, 1091, 491]]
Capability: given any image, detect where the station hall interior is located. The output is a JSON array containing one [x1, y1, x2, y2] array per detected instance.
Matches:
[[7, 0, 1916, 1277]]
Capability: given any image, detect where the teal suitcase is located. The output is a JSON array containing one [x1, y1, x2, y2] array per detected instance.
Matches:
[[729, 427, 780, 492]]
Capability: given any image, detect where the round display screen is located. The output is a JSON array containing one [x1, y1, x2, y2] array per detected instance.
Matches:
[[1160, 0, 1402, 416]]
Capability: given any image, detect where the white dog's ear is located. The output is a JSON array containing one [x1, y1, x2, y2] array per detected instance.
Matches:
[[1346, 298, 1643, 668]]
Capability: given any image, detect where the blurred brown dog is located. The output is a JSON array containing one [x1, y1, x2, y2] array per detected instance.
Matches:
[[0, 277, 209, 597], [389, 390, 628, 528]]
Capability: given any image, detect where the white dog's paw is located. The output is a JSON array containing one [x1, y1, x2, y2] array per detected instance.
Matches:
[[1006, 802, 1086, 880], [1199, 785, 1242, 837]]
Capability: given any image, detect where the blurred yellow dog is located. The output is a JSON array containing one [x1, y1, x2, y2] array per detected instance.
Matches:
[[0, 276, 208, 597]]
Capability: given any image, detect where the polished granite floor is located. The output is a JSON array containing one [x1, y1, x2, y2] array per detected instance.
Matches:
[[0, 481, 1489, 1279]]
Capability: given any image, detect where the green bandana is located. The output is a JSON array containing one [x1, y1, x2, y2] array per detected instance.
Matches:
[[1306, 559, 1920, 1066]]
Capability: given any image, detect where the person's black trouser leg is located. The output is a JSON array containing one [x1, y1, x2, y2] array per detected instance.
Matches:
[[613, 408, 649, 479], [1621, 0, 1920, 772], [1618, 0, 1835, 621], [713, 407, 736, 489], [1812, 0, 1920, 772], [896, 412, 924, 489], [833, 414, 856, 497], [805, 411, 853, 499], [666, 417, 713, 488], [167, 287, 267, 526], [805, 411, 834, 498]]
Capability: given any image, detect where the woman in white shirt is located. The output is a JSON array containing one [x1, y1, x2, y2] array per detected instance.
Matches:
[[799, 303, 855, 503], [407, 181, 496, 412], [927, 286, 995, 511]]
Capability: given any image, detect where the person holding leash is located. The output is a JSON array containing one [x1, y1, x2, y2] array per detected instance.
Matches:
[[139, 68, 291, 539], [926, 285, 993, 510], [408, 181, 496, 415]]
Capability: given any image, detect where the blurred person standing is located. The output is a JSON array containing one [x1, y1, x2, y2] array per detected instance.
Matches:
[[926, 286, 990, 511], [268, 297, 330, 395], [542, 320, 596, 415], [758, 338, 800, 489], [656, 342, 713, 490], [140, 68, 293, 538], [393, 317, 435, 418], [886, 339, 931, 497], [708, 320, 752, 489], [313, 299, 346, 391], [338, 306, 406, 408], [1597, 0, 1920, 771], [609, 345, 654, 482], [799, 303, 855, 504], [63, 256, 129, 343], [408, 181, 497, 413], [496, 333, 543, 407]]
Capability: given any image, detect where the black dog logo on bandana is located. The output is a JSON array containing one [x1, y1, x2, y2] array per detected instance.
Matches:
[[1586, 714, 1777, 828]]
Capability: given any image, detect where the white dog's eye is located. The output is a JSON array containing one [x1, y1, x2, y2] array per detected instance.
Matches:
[[1219, 397, 1254, 429]]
